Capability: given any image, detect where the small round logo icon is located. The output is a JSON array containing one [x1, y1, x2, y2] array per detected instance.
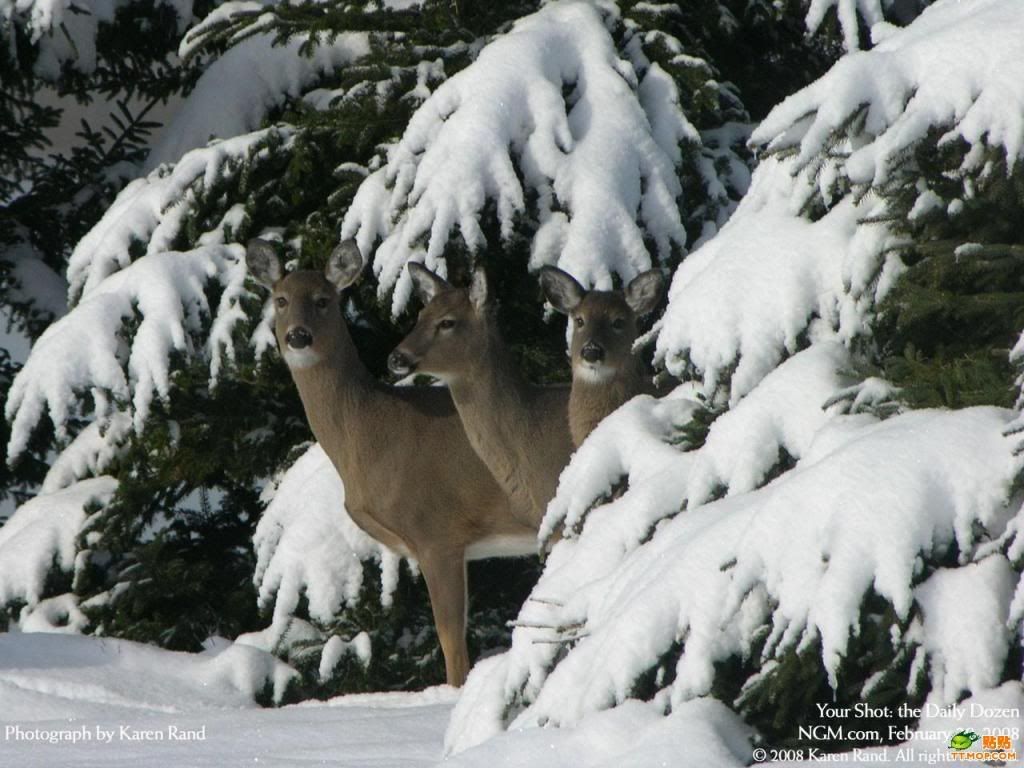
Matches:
[[949, 730, 981, 751]]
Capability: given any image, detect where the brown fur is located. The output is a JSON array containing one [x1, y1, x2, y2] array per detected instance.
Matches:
[[249, 241, 533, 687], [541, 268, 665, 447], [391, 269, 573, 525]]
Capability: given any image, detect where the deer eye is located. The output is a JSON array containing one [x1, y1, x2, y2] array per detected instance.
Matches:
[[275, 296, 288, 309], [574, 316, 584, 328], [315, 297, 330, 310], [438, 318, 456, 331], [612, 317, 626, 330]]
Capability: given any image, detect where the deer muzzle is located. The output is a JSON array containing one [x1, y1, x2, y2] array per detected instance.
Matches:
[[580, 343, 605, 363], [285, 327, 313, 349], [387, 350, 417, 376]]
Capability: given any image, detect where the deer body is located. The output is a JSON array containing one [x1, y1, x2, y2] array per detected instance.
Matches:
[[247, 240, 534, 687], [389, 267, 573, 527], [540, 266, 666, 447]]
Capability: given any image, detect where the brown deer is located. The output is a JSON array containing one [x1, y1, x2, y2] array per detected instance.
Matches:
[[388, 265, 573, 526], [246, 239, 537, 687], [539, 266, 665, 447]]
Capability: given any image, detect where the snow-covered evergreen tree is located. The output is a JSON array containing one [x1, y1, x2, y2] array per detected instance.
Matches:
[[9, 0, 1019, 761]]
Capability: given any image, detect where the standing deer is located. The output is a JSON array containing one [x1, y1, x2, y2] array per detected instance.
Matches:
[[387, 266, 573, 526], [246, 239, 536, 687], [539, 266, 665, 447]]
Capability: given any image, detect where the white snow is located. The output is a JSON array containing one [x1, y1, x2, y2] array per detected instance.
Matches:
[[754, 0, 1024, 186], [911, 555, 1018, 707], [654, 155, 902, 402], [0, 0, 192, 78], [67, 129, 291, 302], [448, 403, 1021, 752], [147, 32, 370, 169], [342, 0, 689, 316], [0, 478, 116, 611], [5, 246, 245, 461], [1, 631, 1018, 767], [253, 443, 404, 633]]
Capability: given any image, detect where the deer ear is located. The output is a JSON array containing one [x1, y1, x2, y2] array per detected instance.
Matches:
[[326, 240, 364, 290], [625, 269, 665, 316], [468, 266, 489, 311], [407, 262, 452, 304], [539, 266, 585, 315], [246, 239, 284, 288]]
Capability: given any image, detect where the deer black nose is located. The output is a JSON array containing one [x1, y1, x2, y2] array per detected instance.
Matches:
[[581, 343, 604, 363], [388, 350, 416, 375], [285, 327, 313, 349]]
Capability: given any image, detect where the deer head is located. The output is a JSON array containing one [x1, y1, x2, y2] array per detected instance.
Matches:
[[540, 266, 664, 383], [387, 263, 492, 381], [246, 239, 364, 370]]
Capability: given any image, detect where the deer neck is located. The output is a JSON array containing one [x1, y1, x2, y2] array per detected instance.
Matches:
[[444, 324, 549, 515], [287, 323, 375, 465], [569, 356, 645, 447]]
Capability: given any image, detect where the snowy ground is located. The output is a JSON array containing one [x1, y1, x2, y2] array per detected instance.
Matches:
[[3, 631, 1021, 767], [0, 632, 455, 767]]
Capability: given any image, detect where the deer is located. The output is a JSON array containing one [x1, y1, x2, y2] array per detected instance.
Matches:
[[246, 238, 538, 687], [539, 266, 665, 447], [387, 265, 573, 527]]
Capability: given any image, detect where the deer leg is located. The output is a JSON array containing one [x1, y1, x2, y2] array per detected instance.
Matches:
[[420, 548, 469, 687]]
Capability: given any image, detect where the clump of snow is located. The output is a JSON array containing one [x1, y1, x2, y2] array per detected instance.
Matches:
[[654, 156, 900, 401], [253, 444, 405, 630], [0, 631, 295, 716], [319, 631, 372, 681], [40, 412, 133, 494], [753, 0, 1024, 186], [0, 477, 116, 610], [18, 593, 89, 633], [342, 0, 689, 316], [685, 342, 852, 506], [147, 32, 370, 168], [910, 555, 1018, 706], [805, 0, 887, 52]]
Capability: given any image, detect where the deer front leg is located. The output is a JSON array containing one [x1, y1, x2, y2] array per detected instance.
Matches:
[[419, 547, 469, 687]]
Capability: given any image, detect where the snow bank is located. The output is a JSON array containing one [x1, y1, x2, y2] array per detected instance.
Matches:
[[447, 698, 751, 768], [342, 0, 689, 316], [253, 443, 404, 627], [0, 478, 116, 610], [0, 631, 295, 719], [754, 0, 1024, 185]]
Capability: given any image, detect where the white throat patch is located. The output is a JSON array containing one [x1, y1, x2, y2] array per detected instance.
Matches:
[[574, 362, 613, 383], [283, 347, 321, 370]]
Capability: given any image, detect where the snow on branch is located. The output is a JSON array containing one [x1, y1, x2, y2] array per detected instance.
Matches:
[[448, 406, 1020, 752], [753, 0, 1024, 187], [68, 128, 290, 303], [253, 444, 404, 628], [804, 0, 888, 52], [342, 0, 690, 316], [147, 31, 370, 168], [5, 245, 244, 462], [1, 0, 193, 77], [0, 477, 117, 609], [654, 156, 903, 402]]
